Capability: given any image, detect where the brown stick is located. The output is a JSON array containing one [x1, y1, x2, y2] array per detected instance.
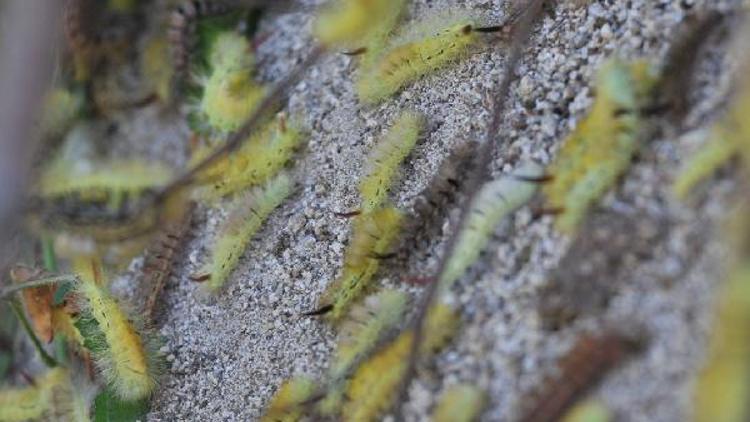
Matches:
[[393, 1, 548, 419]]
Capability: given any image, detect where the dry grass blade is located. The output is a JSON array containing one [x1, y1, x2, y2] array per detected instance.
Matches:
[[393, 0, 548, 419]]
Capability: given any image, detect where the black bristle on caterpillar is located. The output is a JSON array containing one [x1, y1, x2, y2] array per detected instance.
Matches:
[[518, 332, 645, 422], [404, 143, 478, 251], [142, 204, 194, 320]]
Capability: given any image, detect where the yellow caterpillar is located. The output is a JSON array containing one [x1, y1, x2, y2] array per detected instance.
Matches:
[[673, 71, 750, 199], [440, 161, 542, 291], [318, 206, 404, 322], [195, 32, 265, 133], [314, 0, 406, 49], [432, 384, 487, 422], [260, 377, 316, 422], [317, 289, 407, 416], [191, 114, 303, 201], [543, 58, 658, 234], [359, 111, 422, 212], [356, 17, 491, 103], [73, 259, 158, 401], [0, 368, 67, 422], [693, 264, 750, 422], [342, 303, 458, 421], [200, 173, 293, 293]]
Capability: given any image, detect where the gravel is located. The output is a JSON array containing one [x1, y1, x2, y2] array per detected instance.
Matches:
[[126, 0, 748, 420]]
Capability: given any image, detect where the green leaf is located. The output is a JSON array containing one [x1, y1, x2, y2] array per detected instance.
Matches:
[[52, 281, 73, 306], [94, 387, 150, 422]]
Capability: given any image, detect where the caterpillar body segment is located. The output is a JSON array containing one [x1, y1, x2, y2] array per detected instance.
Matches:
[[318, 207, 404, 322], [260, 377, 316, 422], [200, 173, 293, 293], [194, 31, 266, 134], [356, 20, 485, 103], [317, 289, 408, 416], [314, 0, 406, 48], [440, 161, 543, 291], [342, 302, 457, 421], [73, 260, 157, 400], [432, 384, 487, 422], [543, 59, 658, 233], [0, 368, 68, 422], [191, 114, 303, 201], [694, 265, 750, 422], [359, 111, 423, 212]]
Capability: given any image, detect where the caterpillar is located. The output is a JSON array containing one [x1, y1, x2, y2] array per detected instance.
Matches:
[[439, 160, 543, 291], [359, 111, 423, 212], [317, 206, 404, 322], [342, 302, 458, 421], [518, 332, 643, 422], [73, 258, 159, 401], [168, 0, 237, 89], [432, 384, 487, 422], [543, 58, 658, 233], [314, 0, 406, 49], [193, 31, 267, 134], [199, 173, 292, 293], [0, 368, 68, 422], [191, 113, 303, 201], [142, 202, 195, 320], [693, 265, 750, 422], [672, 62, 750, 198], [260, 376, 316, 422], [560, 400, 611, 422], [317, 289, 407, 416], [405, 142, 477, 250], [355, 16, 502, 103]]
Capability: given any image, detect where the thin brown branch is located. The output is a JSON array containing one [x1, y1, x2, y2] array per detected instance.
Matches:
[[394, 1, 548, 419], [152, 45, 325, 205]]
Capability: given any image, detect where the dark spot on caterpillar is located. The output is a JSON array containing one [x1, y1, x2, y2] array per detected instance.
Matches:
[[369, 252, 397, 260], [334, 209, 362, 218], [190, 273, 211, 282], [342, 47, 368, 56], [474, 25, 505, 33], [302, 304, 334, 317]]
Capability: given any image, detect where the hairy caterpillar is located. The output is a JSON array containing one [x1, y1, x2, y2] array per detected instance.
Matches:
[[314, 0, 406, 48], [543, 58, 658, 233], [519, 333, 642, 422], [673, 65, 750, 198], [317, 206, 404, 322], [404, 143, 477, 251], [342, 303, 458, 421], [199, 173, 292, 293], [260, 376, 316, 422], [693, 265, 750, 422], [191, 113, 303, 201], [168, 0, 237, 88], [192, 31, 267, 133], [672, 134, 737, 200], [37, 159, 173, 199], [355, 16, 500, 103], [359, 111, 423, 212], [561, 400, 611, 422], [439, 161, 543, 291], [0, 368, 68, 422], [432, 384, 487, 422], [73, 259, 159, 400], [317, 289, 407, 416], [142, 203, 194, 320]]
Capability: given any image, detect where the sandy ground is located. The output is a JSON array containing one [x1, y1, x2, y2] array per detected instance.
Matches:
[[103, 0, 750, 420]]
